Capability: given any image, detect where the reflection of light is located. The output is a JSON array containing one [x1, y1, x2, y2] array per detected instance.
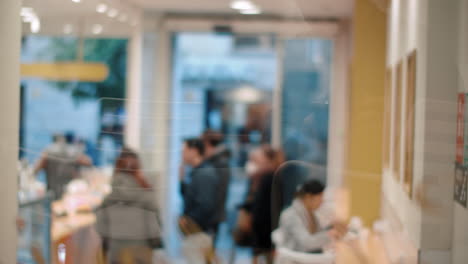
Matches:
[[71, 0, 81, 3], [29, 17, 40, 33], [96, 3, 108, 13], [230, 0, 256, 10], [63, 24, 73, 34], [240, 8, 262, 15], [230, 86, 263, 103], [58, 244, 66, 263], [20, 7, 34, 16], [20, 7, 41, 33], [92, 24, 103, 35], [107, 8, 118, 18]]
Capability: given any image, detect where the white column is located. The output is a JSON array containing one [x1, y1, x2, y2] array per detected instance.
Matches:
[[0, 0, 21, 263], [151, 26, 175, 255], [327, 22, 352, 188], [271, 38, 284, 148], [124, 23, 143, 150]]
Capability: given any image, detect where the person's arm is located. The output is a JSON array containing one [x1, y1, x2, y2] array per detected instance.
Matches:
[[133, 170, 152, 189], [33, 153, 47, 175], [76, 154, 92, 166], [283, 212, 332, 251]]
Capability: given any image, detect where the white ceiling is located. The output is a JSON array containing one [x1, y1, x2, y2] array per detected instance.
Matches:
[[25, 0, 353, 19], [131, 0, 353, 18], [21, 0, 353, 36]]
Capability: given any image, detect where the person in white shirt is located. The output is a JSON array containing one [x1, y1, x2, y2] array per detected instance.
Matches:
[[276, 180, 346, 253]]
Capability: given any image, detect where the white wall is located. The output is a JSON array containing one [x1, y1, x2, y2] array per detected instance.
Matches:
[[382, 0, 423, 250], [383, 0, 461, 263]]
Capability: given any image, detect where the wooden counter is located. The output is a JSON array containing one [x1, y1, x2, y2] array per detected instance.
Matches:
[[51, 197, 102, 264], [336, 233, 391, 264]]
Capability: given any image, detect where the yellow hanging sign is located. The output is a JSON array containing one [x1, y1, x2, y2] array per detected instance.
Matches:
[[21, 62, 109, 82]]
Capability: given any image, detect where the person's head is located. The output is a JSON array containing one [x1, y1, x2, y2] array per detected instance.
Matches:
[[65, 132, 75, 144], [296, 180, 325, 211], [182, 138, 205, 166], [246, 144, 284, 177], [202, 130, 224, 157], [115, 147, 141, 174]]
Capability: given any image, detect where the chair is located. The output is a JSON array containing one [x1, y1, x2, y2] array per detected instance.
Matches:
[[272, 230, 335, 264]]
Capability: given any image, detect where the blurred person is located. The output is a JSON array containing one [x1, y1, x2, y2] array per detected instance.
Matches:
[[96, 147, 162, 264], [236, 145, 284, 264], [179, 138, 220, 263], [271, 160, 327, 229], [275, 180, 346, 253], [202, 129, 231, 244], [179, 138, 219, 234], [34, 133, 92, 199]]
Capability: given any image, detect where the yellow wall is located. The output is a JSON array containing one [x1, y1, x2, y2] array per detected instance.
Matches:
[[347, 0, 387, 226]]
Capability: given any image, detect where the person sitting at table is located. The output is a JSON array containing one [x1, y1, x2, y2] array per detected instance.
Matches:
[[96, 147, 162, 264], [275, 180, 346, 253]]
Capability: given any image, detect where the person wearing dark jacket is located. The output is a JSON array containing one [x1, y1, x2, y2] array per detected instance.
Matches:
[[180, 138, 220, 233], [241, 145, 284, 264], [202, 130, 231, 240]]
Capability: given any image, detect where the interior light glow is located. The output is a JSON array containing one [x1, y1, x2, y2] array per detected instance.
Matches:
[[240, 8, 262, 15], [230, 0, 256, 10], [96, 4, 108, 13], [20, 7, 34, 16], [71, 0, 81, 3], [92, 24, 103, 35], [20, 7, 40, 33], [30, 19, 40, 33]]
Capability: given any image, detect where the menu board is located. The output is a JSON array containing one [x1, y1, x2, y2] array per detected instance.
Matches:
[[454, 164, 468, 207]]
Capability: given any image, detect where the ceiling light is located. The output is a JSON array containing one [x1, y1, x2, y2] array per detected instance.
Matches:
[[30, 19, 40, 33], [20, 7, 34, 16], [118, 14, 128, 22], [96, 3, 108, 13], [240, 8, 262, 15], [107, 8, 118, 18], [230, 0, 256, 10], [63, 24, 73, 34], [71, 0, 81, 3], [92, 24, 103, 35], [20, 7, 40, 33]]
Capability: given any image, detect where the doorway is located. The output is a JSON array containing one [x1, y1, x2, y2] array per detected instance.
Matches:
[[165, 31, 333, 262]]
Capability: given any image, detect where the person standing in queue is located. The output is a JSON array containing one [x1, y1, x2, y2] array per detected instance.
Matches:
[[202, 130, 231, 245], [179, 138, 220, 235], [96, 147, 161, 264], [238, 145, 284, 264]]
